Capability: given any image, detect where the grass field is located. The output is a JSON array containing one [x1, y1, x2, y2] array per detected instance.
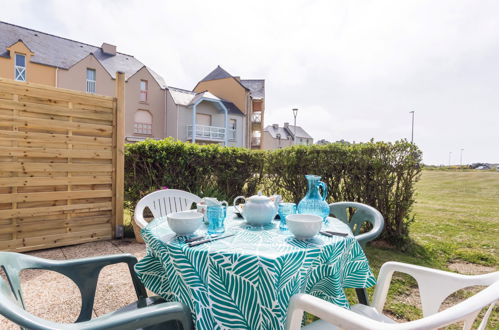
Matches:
[[364, 170, 499, 326]]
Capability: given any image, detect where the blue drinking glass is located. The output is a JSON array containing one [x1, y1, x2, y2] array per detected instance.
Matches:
[[278, 202, 296, 230], [207, 205, 226, 235]]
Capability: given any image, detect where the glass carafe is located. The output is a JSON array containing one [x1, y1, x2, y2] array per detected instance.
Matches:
[[297, 174, 329, 220]]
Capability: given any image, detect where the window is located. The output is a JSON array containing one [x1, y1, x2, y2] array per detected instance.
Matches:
[[196, 113, 211, 126], [14, 54, 26, 81], [140, 80, 148, 102], [86, 69, 96, 93], [230, 119, 237, 130], [134, 110, 152, 135]]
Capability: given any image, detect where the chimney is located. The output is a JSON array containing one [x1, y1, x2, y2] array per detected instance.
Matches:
[[284, 122, 289, 128], [272, 123, 278, 129], [101, 43, 116, 56]]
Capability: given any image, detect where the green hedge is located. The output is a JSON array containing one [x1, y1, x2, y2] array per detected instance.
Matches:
[[264, 141, 422, 245], [124, 139, 422, 246], [124, 138, 264, 206]]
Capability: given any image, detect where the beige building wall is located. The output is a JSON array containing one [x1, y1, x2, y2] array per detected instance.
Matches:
[[262, 131, 293, 150], [194, 77, 249, 114], [165, 90, 180, 139], [57, 54, 114, 96], [0, 41, 56, 86], [125, 66, 166, 139], [194, 77, 254, 148]]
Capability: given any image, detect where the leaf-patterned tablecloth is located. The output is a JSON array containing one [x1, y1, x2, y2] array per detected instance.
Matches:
[[135, 208, 376, 330]]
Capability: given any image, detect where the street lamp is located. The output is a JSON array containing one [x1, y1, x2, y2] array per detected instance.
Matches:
[[292, 108, 298, 144], [409, 110, 415, 143], [448, 152, 452, 167], [460, 148, 464, 168]]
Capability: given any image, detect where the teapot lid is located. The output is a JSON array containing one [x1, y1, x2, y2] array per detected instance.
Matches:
[[247, 191, 271, 203]]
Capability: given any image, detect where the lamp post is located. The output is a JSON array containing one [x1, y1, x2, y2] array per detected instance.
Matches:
[[460, 148, 464, 168], [292, 108, 298, 144], [448, 152, 452, 167], [409, 110, 415, 143]]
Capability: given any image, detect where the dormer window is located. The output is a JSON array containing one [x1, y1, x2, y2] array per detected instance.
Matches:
[[86, 69, 96, 93], [140, 80, 148, 102], [14, 54, 26, 81]]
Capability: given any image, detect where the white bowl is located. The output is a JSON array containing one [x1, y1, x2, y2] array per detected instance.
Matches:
[[167, 211, 204, 236], [286, 214, 323, 240]]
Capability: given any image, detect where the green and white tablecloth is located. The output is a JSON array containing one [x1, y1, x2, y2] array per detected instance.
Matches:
[[135, 208, 376, 330]]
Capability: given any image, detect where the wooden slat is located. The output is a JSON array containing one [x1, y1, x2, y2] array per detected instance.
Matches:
[[0, 214, 112, 235], [0, 176, 112, 188], [0, 130, 112, 146], [0, 79, 113, 106], [0, 146, 112, 160], [0, 202, 112, 218], [0, 114, 113, 136], [0, 226, 113, 251], [4, 189, 112, 203], [0, 163, 113, 173], [0, 98, 113, 120]]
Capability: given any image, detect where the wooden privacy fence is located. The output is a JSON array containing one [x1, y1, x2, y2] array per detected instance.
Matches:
[[0, 74, 124, 252]]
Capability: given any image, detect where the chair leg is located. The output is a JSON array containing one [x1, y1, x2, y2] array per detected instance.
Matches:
[[355, 288, 369, 305]]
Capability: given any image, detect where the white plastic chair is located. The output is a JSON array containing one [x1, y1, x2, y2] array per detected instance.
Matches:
[[134, 189, 201, 229], [286, 261, 499, 330]]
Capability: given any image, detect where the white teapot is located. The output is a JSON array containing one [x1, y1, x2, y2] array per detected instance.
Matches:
[[233, 192, 281, 226]]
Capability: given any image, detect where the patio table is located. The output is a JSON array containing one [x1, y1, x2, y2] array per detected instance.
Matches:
[[135, 207, 376, 330]]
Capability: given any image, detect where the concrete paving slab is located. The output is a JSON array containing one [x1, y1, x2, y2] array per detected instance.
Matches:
[[0, 239, 148, 328]]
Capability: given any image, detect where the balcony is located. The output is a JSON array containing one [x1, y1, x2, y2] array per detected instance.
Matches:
[[187, 125, 236, 142]]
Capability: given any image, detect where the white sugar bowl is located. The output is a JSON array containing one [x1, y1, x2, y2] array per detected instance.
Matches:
[[286, 214, 322, 240], [167, 211, 204, 236]]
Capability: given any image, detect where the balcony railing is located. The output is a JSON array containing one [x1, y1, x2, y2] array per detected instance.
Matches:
[[187, 125, 236, 142]]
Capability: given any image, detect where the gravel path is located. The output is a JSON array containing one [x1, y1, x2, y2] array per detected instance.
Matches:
[[0, 239, 147, 329]]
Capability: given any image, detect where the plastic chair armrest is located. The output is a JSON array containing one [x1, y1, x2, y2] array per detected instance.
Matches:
[[286, 293, 389, 330], [134, 203, 149, 229], [28, 254, 147, 322], [73, 301, 193, 330], [372, 261, 498, 316], [2, 301, 193, 330]]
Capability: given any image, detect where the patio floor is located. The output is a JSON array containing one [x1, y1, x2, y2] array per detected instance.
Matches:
[[0, 239, 147, 329]]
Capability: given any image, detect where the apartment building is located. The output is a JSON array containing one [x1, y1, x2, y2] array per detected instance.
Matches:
[[193, 66, 265, 149], [262, 123, 313, 149], [0, 22, 261, 148], [0, 21, 166, 142]]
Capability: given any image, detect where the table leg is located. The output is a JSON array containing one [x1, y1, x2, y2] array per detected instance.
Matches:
[[355, 288, 369, 305]]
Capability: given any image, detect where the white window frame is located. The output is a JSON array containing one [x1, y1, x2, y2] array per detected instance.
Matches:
[[140, 80, 148, 102], [134, 110, 153, 135], [86, 68, 96, 93], [230, 119, 237, 130], [14, 54, 26, 82]]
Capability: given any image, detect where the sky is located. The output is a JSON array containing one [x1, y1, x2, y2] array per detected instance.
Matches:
[[2, 0, 498, 165]]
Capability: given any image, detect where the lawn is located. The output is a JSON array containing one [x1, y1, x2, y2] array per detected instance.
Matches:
[[364, 169, 499, 326]]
